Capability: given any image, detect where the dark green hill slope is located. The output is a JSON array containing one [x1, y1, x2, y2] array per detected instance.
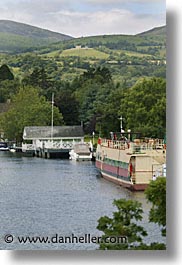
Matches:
[[0, 20, 73, 53], [0, 25, 166, 85], [37, 25, 166, 55], [137, 25, 166, 37]]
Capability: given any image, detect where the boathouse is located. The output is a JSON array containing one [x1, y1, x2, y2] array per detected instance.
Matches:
[[22, 126, 84, 158]]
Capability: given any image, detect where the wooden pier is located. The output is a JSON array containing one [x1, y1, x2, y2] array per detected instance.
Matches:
[[34, 148, 70, 159]]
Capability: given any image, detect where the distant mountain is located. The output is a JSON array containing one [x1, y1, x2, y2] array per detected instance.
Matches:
[[37, 25, 166, 58], [0, 20, 72, 40], [0, 20, 73, 53], [137, 25, 166, 37], [0, 21, 166, 55], [0, 24, 166, 85]]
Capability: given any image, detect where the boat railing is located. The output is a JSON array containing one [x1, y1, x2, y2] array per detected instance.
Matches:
[[99, 139, 126, 149], [99, 138, 165, 152], [152, 163, 166, 179]]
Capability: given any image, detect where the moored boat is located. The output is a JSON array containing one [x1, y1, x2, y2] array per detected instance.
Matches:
[[69, 142, 93, 161], [96, 136, 166, 191], [9, 148, 16, 153], [0, 142, 9, 151]]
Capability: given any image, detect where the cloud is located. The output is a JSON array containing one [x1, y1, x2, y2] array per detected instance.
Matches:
[[38, 8, 165, 37], [0, 0, 166, 37], [84, 0, 166, 8], [86, 0, 165, 3]]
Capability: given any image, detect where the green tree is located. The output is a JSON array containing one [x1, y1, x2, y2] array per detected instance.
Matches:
[[23, 67, 52, 91], [55, 89, 80, 125], [82, 66, 112, 84], [0, 79, 19, 103], [96, 178, 166, 250], [96, 86, 125, 135], [97, 199, 147, 250], [0, 64, 14, 81], [0, 86, 64, 141], [73, 67, 114, 133], [120, 77, 166, 138], [145, 177, 166, 236]]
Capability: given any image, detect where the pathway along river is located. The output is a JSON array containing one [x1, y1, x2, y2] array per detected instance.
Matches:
[[0, 152, 165, 250]]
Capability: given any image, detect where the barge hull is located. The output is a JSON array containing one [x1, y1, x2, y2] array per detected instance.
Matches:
[[101, 171, 148, 191]]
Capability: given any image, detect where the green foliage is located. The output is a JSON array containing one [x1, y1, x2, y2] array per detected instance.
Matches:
[[73, 66, 114, 133], [120, 77, 166, 138], [97, 199, 147, 250], [85, 66, 112, 83], [133, 242, 166, 250], [0, 79, 19, 103], [23, 67, 52, 91], [0, 24, 166, 138], [55, 25, 165, 54], [145, 177, 166, 236], [55, 89, 80, 125], [1, 25, 166, 85], [0, 64, 14, 81], [97, 178, 166, 250], [0, 63, 166, 138], [0, 86, 64, 141], [97, 86, 125, 135]]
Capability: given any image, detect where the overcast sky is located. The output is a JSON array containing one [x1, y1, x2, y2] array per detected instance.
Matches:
[[0, 0, 166, 37]]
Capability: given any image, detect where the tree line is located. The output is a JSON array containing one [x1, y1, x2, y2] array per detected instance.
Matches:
[[0, 64, 166, 141]]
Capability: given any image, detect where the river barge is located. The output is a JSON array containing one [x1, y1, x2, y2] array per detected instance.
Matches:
[[96, 137, 166, 191]]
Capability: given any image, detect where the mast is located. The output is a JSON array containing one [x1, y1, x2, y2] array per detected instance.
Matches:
[[51, 93, 54, 140]]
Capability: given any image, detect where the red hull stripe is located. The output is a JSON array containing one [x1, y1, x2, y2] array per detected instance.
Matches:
[[96, 161, 129, 178], [96, 160, 102, 169], [102, 163, 128, 177], [96, 160, 148, 191], [102, 169, 131, 182]]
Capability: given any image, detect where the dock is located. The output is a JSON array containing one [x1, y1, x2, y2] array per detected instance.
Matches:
[[19, 125, 85, 159]]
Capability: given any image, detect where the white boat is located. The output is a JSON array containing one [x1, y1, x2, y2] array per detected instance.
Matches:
[[9, 148, 16, 153], [0, 142, 9, 151], [69, 142, 93, 161]]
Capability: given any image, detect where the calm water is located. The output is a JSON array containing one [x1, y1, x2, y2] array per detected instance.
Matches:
[[0, 152, 165, 250]]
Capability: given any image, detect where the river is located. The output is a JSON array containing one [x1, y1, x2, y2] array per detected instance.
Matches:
[[0, 151, 165, 250]]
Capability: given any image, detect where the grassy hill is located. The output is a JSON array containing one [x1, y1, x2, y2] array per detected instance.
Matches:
[[38, 25, 166, 52], [0, 25, 166, 84], [50, 47, 109, 59], [0, 20, 73, 53], [137, 25, 166, 36]]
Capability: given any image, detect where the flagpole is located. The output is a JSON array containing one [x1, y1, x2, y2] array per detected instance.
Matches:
[[51, 93, 54, 140]]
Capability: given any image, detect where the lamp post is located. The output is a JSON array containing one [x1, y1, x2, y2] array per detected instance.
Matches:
[[127, 129, 131, 141], [92, 131, 95, 146], [119, 116, 125, 134]]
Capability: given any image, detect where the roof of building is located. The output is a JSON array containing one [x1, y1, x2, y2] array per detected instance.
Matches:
[[23, 126, 84, 139]]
